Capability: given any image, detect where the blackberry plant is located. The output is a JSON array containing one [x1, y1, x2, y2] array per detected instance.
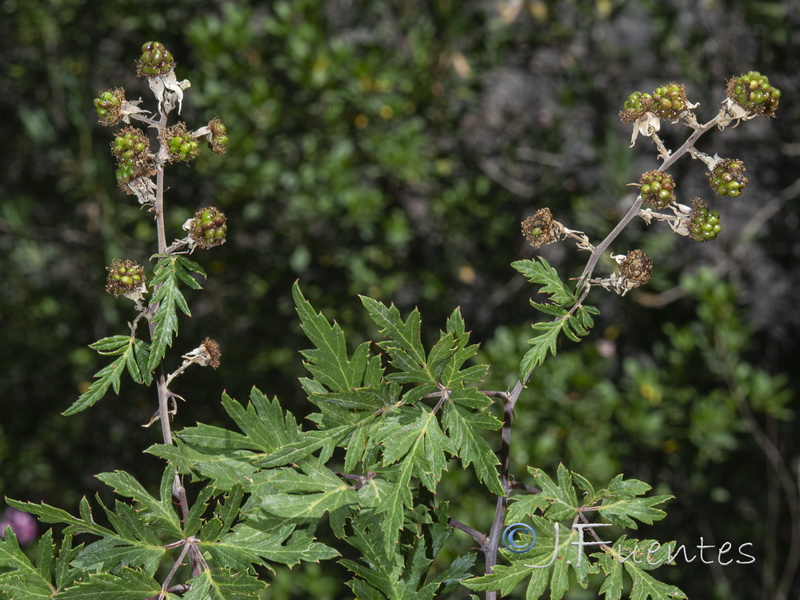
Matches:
[[0, 41, 783, 600]]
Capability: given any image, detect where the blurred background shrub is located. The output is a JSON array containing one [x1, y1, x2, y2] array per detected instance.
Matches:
[[2, 0, 798, 597]]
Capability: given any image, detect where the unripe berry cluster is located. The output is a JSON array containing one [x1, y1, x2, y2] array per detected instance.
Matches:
[[137, 41, 174, 78], [164, 123, 201, 163], [207, 118, 228, 154], [620, 83, 687, 122], [650, 83, 687, 120], [726, 71, 780, 117], [105, 259, 145, 297], [688, 199, 721, 242], [189, 207, 227, 249], [708, 159, 748, 198], [521, 208, 556, 249], [93, 89, 124, 126], [639, 171, 676, 209], [112, 127, 149, 162], [623, 91, 651, 113], [111, 127, 151, 187]]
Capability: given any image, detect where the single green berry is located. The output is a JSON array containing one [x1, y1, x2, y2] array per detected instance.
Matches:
[[639, 170, 676, 209]]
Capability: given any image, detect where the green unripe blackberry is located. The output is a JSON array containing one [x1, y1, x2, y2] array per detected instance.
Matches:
[[650, 83, 687, 120], [105, 259, 146, 297], [137, 41, 175, 78], [189, 207, 227, 249], [111, 127, 149, 163], [93, 88, 124, 126], [115, 159, 138, 185], [163, 122, 201, 163], [688, 199, 722, 242], [639, 170, 676, 209], [726, 71, 780, 117], [208, 118, 228, 154], [708, 159, 748, 198], [620, 91, 652, 122]]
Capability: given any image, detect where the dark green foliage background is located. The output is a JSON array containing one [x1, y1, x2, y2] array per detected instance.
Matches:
[[2, 0, 799, 598]]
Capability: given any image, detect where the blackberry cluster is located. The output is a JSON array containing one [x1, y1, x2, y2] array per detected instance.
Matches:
[[137, 41, 175, 78], [620, 83, 687, 122], [727, 71, 780, 117], [105, 259, 145, 297], [689, 199, 722, 242], [189, 207, 227, 249], [620, 91, 652, 122], [639, 171, 676, 209], [624, 91, 652, 112], [521, 208, 556, 249], [650, 83, 687, 120], [164, 123, 201, 163], [93, 89, 124, 126], [111, 127, 150, 187], [112, 127, 148, 161], [208, 118, 228, 154], [708, 159, 748, 198]]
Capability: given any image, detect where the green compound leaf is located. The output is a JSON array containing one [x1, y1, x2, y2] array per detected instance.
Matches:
[[294, 281, 372, 392], [596, 475, 673, 529], [6, 498, 111, 538], [527, 464, 580, 521], [440, 308, 489, 388], [377, 459, 414, 555], [95, 470, 183, 538], [360, 296, 425, 363], [463, 517, 588, 600], [513, 257, 600, 375], [592, 538, 687, 600], [442, 403, 504, 496], [375, 406, 455, 491], [57, 567, 161, 600], [0, 528, 54, 599], [360, 296, 430, 385], [519, 305, 598, 376], [248, 459, 359, 523], [64, 336, 144, 415], [626, 563, 687, 600], [184, 568, 268, 600], [147, 441, 260, 491], [598, 494, 673, 529], [512, 257, 576, 306], [147, 256, 202, 372], [89, 335, 132, 354], [200, 522, 338, 570], [54, 533, 82, 591]]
